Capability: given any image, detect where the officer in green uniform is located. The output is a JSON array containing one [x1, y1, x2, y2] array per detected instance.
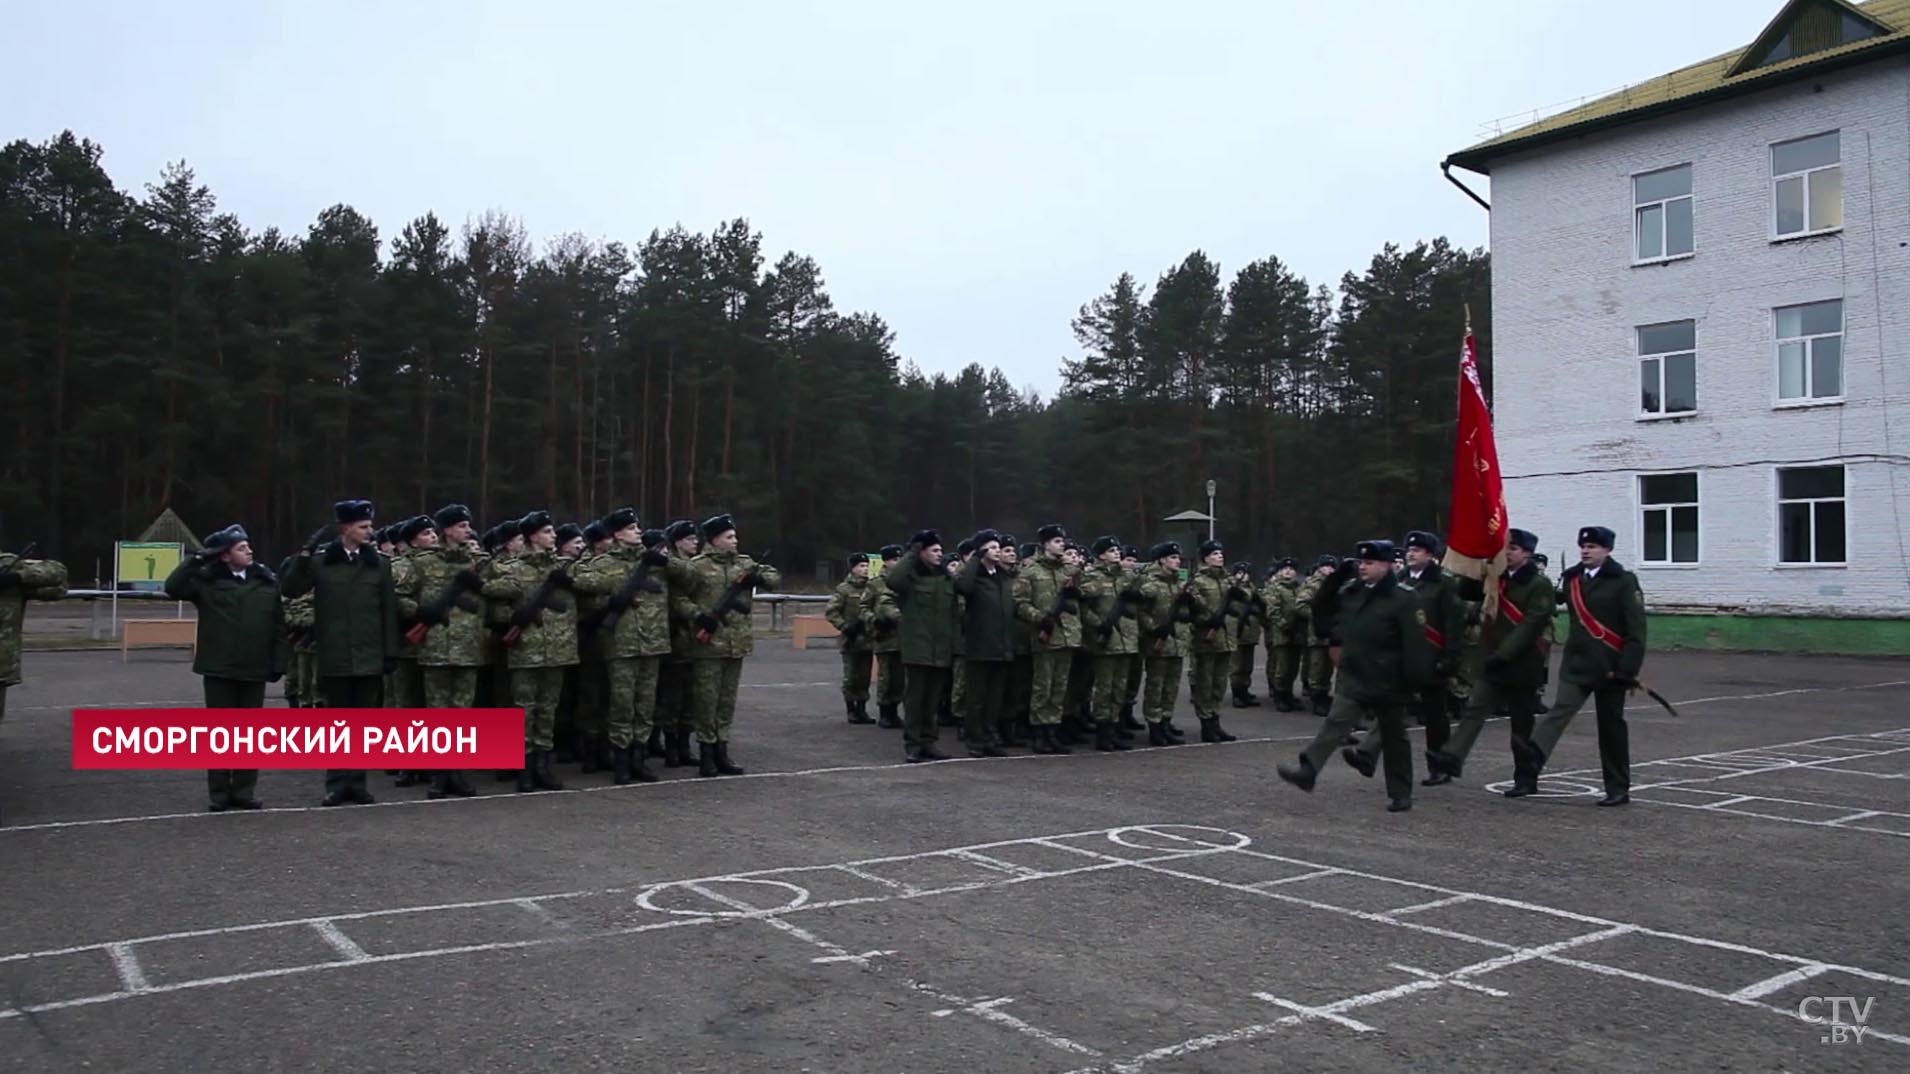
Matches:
[[1343, 531, 1465, 783], [655, 519, 702, 767], [398, 503, 487, 798], [1186, 540, 1240, 743], [1514, 525, 1647, 806], [280, 499, 401, 807], [680, 513, 782, 777], [1261, 558, 1305, 710], [1275, 540, 1427, 812], [1077, 535, 1138, 753], [954, 529, 1016, 757], [876, 529, 956, 762], [163, 525, 284, 812], [482, 510, 598, 792], [1135, 542, 1192, 746], [1229, 561, 1263, 708], [1427, 527, 1555, 789], [825, 553, 877, 724], [579, 510, 683, 784], [1013, 525, 1082, 755], [862, 543, 907, 729]]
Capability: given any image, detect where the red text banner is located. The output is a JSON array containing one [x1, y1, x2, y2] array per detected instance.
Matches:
[[71, 709, 525, 770]]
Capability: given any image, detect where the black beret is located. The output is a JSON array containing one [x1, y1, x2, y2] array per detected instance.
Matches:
[[1356, 539, 1396, 562], [398, 515, 435, 544], [1198, 539, 1224, 558], [334, 499, 375, 524], [972, 528, 1002, 550], [1149, 541, 1182, 561], [702, 513, 736, 541], [583, 521, 610, 544], [1404, 530, 1440, 554], [494, 519, 522, 541], [519, 510, 555, 535], [1091, 535, 1121, 556], [879, 543, 905, 560], [602, 507, 639, 533], [641, 528, 667, 550], [204, 524, 248, 553], [1124, 545, 1142, 559], [1509, 528, 1539, 552], [1578, 525, 1616, 549], [1036, 524, 1066, 543], [433, 503, 473, 529], [554, 523, 584, 545], [955, 537, 976, 557], [1018, 542, 1038, 559], [664, 519, 698, 543], [911, 528, 942, 549]]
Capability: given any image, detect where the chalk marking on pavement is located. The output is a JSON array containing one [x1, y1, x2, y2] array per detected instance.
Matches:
[[311, 921, 371, 964], [513, 899, 567, 929], [104, 944, 148, 993]]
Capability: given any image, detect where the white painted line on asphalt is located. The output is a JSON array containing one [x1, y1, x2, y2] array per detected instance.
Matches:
[[1731, 963, 1831, 1000], [1251, 992, 1377, 1032], [831, 864, 920, 896], [1244, 869, 1342, 891], [949, 849, 1045, 878], [1380, 894, 1475, 918], [1675, 679, 1910, 706], [104, 943, 149, 993], [906, 983, 1102, 1058], [311, 921, 371, 964], [513, 899, 567, 929], [1388, 962, 1508, 998]]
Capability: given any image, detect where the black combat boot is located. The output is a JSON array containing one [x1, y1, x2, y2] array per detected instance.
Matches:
[[1504, 736, 1544, 797], [1114, 721, 1136, 742], [1000, 719, 1027, 748], [1271, 691, 1298, 713], [612, 744, 634, 785], [1231, 685, 1260, 708], [1162, 718, 1187, 743], [848, 700, 874, 725], [1421, 750, 1454, 786], [515, 754, 536, 793], [1199, 717, 1221, 743], [1095, 723, 1117, 752], [713, 741, 745, 776], [646, 727, 665, 758], [1340, 745, 1377, 779], [1310, 694, 1332, 718], [631, 744, 660, 783], [698, 741, 720, 778], [1030, 726, 1056, 755], [1275, 755, 1317, 792], [532, 751, 565, 791], [662, 730, 687, 768], [1148, 722, 1170, 747], [1101, 722, 1130, 751], [1210, 716, 1237, 742], [428, 771, 454, 799], [877, 704, 902, 729], [1120, 704, 1145, 732]]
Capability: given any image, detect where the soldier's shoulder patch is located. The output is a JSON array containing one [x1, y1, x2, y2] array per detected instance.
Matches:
[[1415, 608, 1428, 624]]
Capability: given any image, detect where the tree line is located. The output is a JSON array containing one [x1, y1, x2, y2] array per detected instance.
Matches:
[[0, 131, 1491, 583]]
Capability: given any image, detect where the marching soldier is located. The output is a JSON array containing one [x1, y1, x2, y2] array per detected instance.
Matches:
[[1342, 531, 1465, 784], [0, 546, 67, 731], [1077, 535, 1138, 752], [482, 510, 598, 792], [398, 503, 487, 799], [824, 553, 877, 724], [1135, 542, 1192, 746], [1186, 540, 1240, 743], [863, 543, 906, 729], [577, 509, 680, 784], [1426, 527, 1555, 790], [1229, 561, 1263, 708], [1513, 525, 1647, 806], [681, 514, 782, 776], [280, 499, 401, 807], [1014, 525, 1081, 755], [1275, 540, 1427, 812], [955, 530, 1016, 757], [1261, 558, 1305, 711], [878, 529, 957, 762], [1295, 554, 1340, 716], [165, 525, 285, 812]]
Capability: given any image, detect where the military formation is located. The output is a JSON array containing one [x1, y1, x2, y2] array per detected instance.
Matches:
[[0, 507, 1648, 817]]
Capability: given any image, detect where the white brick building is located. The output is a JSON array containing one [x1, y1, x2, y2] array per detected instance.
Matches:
[[1447, 0, 1910, 619]]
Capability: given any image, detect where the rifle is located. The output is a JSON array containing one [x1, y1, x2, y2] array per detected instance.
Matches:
[[1035, 569, 1080, 645], [591, 551, 667, 640], [1094, 578, 1144, 644], [695, 574, 757, 644], [0, 543, 35, 587], [502, 556, 579, 648], [403, 567, 485, 646]]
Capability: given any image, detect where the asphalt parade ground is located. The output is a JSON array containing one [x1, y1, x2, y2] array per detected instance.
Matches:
[[2, 643, 1908, 1072]]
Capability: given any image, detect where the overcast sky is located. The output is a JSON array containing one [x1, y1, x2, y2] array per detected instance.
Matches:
[[9, 0, 1777, 395]]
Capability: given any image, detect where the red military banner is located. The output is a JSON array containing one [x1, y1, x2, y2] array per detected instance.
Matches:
[[71, 708, 525, 770], [1442, 328, 1511, 614]]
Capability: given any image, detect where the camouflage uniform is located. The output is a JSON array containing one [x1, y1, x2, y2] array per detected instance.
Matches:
[[388, 546, 426, 711], [482, 549, 600, 762], [395, 541, 488, 799], [0, 553, 69, 725], [1229, 570, 1264, 705], [1187, 563, 1239, 736], [862, 565, 904, 725], [680, 547, 782, 770], [283, 589, 319, 708], [578, 544, 684, 781], [1295, 564, 1338, 714], [1261, 574, 1305, 708], [1077, 557, 1139, 748], [1136, 561, 1192, 743], [1012, 552, 1081, 734], [824, 569, 875, 722]]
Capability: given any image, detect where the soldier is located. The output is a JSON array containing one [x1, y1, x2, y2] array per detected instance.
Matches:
[[654, 519, 703, 768], [556, 520, 607, 771], [1295, 554, 1340, 716], [955, 529, 1015, 757], [1342, 530, 1465, 784], [824, 553, 877, 724], [483, 510, 597, 792], [478, 517, 523, 722], [1001, 538, 1033, 748], [280, 499, 401, 807], [399, 503, 487, 799], [1261, 558, 1305, 711], [578, 509, 679, 784], [1426, 527, 1555, 790], [681, 514, 781, 777], [945, 537, 974, 733], [164, 525, 285, 812], [862, 543, 906, 729], [1228, 561, 1263, 708], [1275, 540, 1425, 812], [1119, 545, 1146, 735], [388, 514, 437, 787], [584, 521, 612, 558], [876, 529, 956, 762], [281, 579, 318, 709], [1077, 535, 1138, 753], [1135, 542, 1191, 746], [1513, 525, 1646, 806], [1014, 524, 1082, 755], [1186, 540, 1241, 743]]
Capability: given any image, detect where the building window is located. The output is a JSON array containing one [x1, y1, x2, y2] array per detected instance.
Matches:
[[1772, 131, 1841, 237], [1634, 165, 1693, 261], [1639, 472, 1699, 564], [1778, 465, 1847, 565], [1775, 299, 1842, 402], [1637, 320, 1696, 416]]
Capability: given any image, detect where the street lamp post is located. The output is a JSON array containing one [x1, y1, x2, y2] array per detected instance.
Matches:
[[1205, 479, 1216, 541]]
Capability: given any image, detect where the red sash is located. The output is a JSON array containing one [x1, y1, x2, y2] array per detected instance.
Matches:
[[1422, 624, 1446, 648], [1497, 577, 1525, 625], [1568, 574, 1625, 653]]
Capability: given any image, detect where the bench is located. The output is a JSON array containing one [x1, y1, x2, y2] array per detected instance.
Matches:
[[792, 615, 838, 650], [122, 619, 198, 662]]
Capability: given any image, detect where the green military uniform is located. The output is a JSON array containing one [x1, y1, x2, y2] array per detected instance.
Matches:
[[397, 520, 489, 798], [1261, 567, 1306, 710], [483, 545, 599, 790], [1076, 544, 1139, 752], [0, 551, 69, 728], [579, 537, 684, 783], [1277, 543, 1430, 810], [947, 559, 968, 731], [1520, 528, 1647, 804], [164, 536, 286, 811], [877, 538, 957, 760], [1135, 548, 1192, 746], [279, 510, 401, 807], [679, 518, 782, 776], [824, 563, 876, 723], [1229, 566, 1263, 707], [568, 545, 612, 771], [954, 541, 1016, 756], [654, 520, 701, 767], [1012, 541, 1081, 754], [1295, 557, 1339, 715], [1431, 539, 1558, 783], [283, 587, 319, 708], [862, 549, 906, 727], [1186, 555, 1240, 742]]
